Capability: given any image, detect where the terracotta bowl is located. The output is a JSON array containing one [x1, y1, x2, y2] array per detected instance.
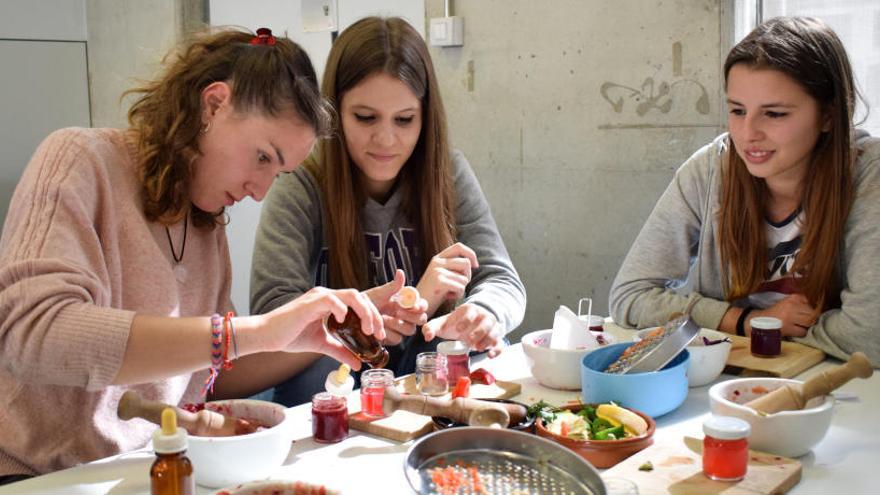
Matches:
[[431, 398, 536, 432], [534, 403, 656, 468]]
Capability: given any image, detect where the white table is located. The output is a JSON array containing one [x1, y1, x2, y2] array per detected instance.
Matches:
[[2, 324, 877, 494]]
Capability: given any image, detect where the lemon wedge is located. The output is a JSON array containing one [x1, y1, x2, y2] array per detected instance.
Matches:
[[596, 404, 648, 436]]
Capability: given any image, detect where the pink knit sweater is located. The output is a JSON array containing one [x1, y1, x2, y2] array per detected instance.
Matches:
[[0, 128, 232, 475]]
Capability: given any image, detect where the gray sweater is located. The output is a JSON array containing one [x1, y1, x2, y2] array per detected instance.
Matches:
[[610, 133, 880, 366], [251, 149, 526, 337]]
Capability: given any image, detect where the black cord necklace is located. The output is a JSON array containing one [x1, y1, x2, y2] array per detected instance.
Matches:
[[164, 215, 188, 264]]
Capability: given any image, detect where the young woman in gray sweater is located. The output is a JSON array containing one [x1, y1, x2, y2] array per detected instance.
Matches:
[[611, 17, 880, 366], [251, 17, 526, 405]]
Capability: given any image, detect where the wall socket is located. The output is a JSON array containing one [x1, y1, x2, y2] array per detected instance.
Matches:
[[429, 16, 463, 47], [301, 0, 338, 33]]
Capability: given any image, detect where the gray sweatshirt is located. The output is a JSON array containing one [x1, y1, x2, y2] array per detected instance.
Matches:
[[610, 133, 880, 366], [251, 149, 526, 337]]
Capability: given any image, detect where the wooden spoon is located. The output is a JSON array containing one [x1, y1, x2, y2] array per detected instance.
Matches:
[[117, 391, 258, 437], [745, 352, 873, 415], [381, 387, 527, 428]]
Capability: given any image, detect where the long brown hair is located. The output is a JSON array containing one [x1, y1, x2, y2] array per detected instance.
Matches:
[[718, 17, 857, 309], [308, 17, 455, 289], [126, 27, 332, 228]]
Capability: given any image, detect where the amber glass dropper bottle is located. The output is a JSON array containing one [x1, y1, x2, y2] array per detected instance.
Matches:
[[150, 407, 195, 495]]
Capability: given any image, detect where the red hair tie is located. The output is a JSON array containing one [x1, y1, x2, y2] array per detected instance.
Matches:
[[250, 27, 276, 46]]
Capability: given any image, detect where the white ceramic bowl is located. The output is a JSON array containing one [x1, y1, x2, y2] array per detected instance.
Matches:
[[634, 327, 732, 387], [188, 399, 294, 488], [708, 377, 833, 457], [522, 329, 615, 390]]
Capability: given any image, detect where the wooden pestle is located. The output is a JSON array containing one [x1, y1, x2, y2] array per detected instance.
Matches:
[[381, 387, 526, 427], [117, 391, 257, 437], [745, 352, 874, 415]]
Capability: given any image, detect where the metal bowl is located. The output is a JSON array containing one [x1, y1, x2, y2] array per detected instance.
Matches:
[[404, 427, 606, 494]]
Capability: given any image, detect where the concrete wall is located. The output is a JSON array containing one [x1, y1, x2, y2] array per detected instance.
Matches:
[[86, 0, 206, 128], [426, 0, 727, 340]]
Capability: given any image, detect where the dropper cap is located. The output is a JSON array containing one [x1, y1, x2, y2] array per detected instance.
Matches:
[[152, 407, 188, 454], [325, 363, 355, 396]]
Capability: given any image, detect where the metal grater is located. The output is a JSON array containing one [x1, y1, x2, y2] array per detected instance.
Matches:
[[416, 450, 592, 494], [405, 427, 604, 495], [605, 314, 699, 374]]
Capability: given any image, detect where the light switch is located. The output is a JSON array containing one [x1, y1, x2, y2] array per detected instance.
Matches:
[[301, 0, 338, 33], [429, 16, 464, 47]]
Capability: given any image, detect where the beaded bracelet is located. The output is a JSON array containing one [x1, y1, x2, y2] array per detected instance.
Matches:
[[201, 313, 223, 396], [222, 311, 236, 370]]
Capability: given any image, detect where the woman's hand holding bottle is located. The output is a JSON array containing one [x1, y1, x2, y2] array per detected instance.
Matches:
[[256, 287, 385, 369]]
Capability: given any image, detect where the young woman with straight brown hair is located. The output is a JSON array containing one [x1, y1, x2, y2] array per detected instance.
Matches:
[[610, 17, 880, 366], [251, 17, 526, 405], [0, 27, 400, 482]]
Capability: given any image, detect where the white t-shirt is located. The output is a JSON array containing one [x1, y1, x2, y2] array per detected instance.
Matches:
[[747, 209, 803, 309]]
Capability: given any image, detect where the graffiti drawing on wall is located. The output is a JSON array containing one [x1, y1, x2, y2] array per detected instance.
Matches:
[[598, 42, 715, 129]]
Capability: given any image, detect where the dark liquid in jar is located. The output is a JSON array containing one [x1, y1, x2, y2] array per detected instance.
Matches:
[[327, 309, 390, 368], [751, 327, 781, 357], [312, 399, 348, 443]]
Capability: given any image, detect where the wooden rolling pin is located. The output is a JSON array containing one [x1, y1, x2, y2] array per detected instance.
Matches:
[[382, 387, 527, 428], [745, 352, 873, 415], [117, 391, 258, 437]]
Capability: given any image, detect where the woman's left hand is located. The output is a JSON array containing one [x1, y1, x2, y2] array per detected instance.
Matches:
[[365, 269, 429, 346], [422, 303, 504, 357]]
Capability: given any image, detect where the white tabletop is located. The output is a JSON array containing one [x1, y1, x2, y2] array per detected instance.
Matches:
[[2, 324, 877, 494]]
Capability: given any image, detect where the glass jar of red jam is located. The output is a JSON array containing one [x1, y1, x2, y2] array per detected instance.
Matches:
[[360, 368, 394, 418], [749, 316, 782, 358], [702, 415, 750, 481], [437, 340, 470, 385], [311, 392, 348, 443]]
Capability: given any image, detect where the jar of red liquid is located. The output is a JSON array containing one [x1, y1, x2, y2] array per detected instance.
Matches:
[[326, 308, 390, 368], [415, 352, 448, 396], [311, 392, 348, 443], [437, 340, 470, 385], [702, 415, 750, 481], [360, 368, 394, 418], [750, 316, 782, 358]]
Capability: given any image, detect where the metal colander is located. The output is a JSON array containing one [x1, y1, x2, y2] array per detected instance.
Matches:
[[404, 427, 606, 495]]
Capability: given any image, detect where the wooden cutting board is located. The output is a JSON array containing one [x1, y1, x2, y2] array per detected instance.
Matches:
[[347, 376, 521, 442], [725, 335, 825, 378], [604, 436, 801, 495]]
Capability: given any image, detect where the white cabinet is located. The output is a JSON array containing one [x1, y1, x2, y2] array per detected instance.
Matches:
[[0, 39, 91, 226]]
